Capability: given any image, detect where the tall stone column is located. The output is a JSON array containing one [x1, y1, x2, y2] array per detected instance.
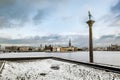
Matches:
[[86, 11, 95, 63]]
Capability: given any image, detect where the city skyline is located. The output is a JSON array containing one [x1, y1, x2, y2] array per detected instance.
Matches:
[[0, 0, 120, 47]]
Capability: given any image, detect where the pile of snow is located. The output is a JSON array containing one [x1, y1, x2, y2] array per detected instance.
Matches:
[[0, 59, 120, 80]]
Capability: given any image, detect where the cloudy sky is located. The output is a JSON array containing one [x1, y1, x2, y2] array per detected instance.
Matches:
[[0, 0, 120, 47]]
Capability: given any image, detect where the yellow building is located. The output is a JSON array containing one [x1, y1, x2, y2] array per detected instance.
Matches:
[[52, 39, 78, 52], [5, 46, 18, 52], [18, 46, 30, 52], [60, 47, 70, 52], [60, 47, 78, 52]]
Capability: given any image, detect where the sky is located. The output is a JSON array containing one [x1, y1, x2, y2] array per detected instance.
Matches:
[[0, 0, 120, 47]]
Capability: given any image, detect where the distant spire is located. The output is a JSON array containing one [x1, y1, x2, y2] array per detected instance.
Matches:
[[69, 39, 71, 47], [40, 44, 42, 48]]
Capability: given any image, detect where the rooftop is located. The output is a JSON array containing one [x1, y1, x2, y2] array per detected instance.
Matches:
[[0, 59, 120, 80]]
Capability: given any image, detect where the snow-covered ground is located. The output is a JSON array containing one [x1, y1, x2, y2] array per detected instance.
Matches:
[[0, 59, 120, 80]]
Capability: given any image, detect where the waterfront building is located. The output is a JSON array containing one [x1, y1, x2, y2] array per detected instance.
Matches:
[[107, 44, 120, 51], [93, 47, 107, 51], [5, 46, 18, 52], [51, 39, 78, 52], [44, 45, 53, 52], [18, 46, 31, 52]]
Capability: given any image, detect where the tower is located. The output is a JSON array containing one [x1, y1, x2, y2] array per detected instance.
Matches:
[[86, 11, 95, 63], [69, 39, 71, 47]]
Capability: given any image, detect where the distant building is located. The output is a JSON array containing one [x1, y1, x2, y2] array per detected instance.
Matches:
[[107, 44, 120, 51], [18, 46, 30, 52], [60, 46, 78, 52], [52, 46, 61, 52], [5, 46, 33, 52], [5, 46, 18, 52], [60, 47, 72, 52], [81, 47, 89, 51], [3, 38, 80, 53], [44, 45, 53, 52], [53, 39, 78, 52], [94, 47, 107, 51]]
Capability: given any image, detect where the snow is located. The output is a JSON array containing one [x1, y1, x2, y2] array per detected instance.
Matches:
[[0, 59, 120, 80]]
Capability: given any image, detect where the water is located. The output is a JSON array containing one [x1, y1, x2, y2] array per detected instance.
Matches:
[[0, 51, 120, 66]]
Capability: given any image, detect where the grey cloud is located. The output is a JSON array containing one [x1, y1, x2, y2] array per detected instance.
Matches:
[[96, 34, 120, 46], [98, 35, 115, 40], [116, 36, 120, 40], [0, 0, 63, 28], [0, 0, 15, 7], [100, 0, 120, 26], [111, 0, 120, 13], [0, 0, 33, 28], [96, 35, 115, 43], [33, 8, 53, 25], [0, 34, 89, 47], [0, 17, 13, 28], [33, 10, 45, 23], [0, 34, 120, 47], [110, 0, 120, 26]]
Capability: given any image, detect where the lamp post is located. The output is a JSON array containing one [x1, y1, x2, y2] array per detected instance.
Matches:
[[86, 11, 95, 63]]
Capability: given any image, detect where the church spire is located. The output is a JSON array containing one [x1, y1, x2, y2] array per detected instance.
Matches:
[[69, 39, 71, 47]]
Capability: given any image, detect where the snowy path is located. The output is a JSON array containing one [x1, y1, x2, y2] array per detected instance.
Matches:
[[0, 59, 120, 80]]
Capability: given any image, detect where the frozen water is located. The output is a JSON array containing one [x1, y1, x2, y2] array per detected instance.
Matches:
[[0, 51, 120, 66], [0, 59, 120, 80]]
